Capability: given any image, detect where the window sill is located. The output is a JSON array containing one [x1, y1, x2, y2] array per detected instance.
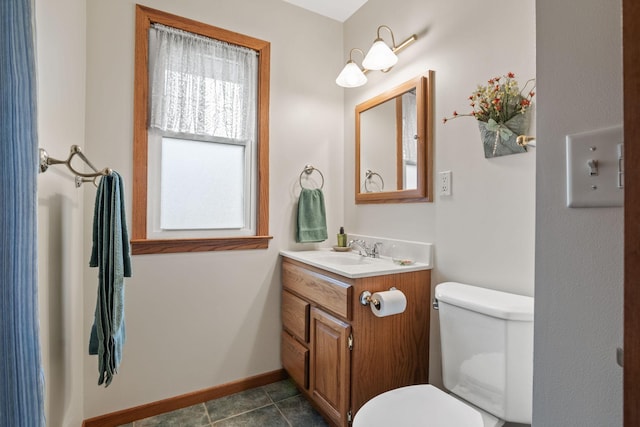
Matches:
[[131, 235, 273, 255]]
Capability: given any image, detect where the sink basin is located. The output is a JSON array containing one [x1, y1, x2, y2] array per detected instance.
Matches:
[[280, 249, 431, 278], [313, 253, 373, 266]]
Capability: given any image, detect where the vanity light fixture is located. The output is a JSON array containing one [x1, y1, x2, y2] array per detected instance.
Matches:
[[337, 25, 417, 88], [335, 48, 367, 88]]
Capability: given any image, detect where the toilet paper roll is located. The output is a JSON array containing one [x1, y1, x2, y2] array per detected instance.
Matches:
[[370, 289, 407, 317]]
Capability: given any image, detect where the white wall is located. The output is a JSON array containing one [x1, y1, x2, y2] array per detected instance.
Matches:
[[36, 0, 87, 425], [534, 0, 623, 425], [80, 0, 344, 418], [343, 0, 536, 389], [35, 0, 344, 423], [36, 0, 624, 424]]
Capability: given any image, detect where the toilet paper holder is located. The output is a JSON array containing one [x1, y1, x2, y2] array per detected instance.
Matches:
[[360, 287, 398, 310]]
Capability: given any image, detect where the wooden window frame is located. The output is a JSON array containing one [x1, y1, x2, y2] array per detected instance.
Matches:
[[132, 5, 271, 255]]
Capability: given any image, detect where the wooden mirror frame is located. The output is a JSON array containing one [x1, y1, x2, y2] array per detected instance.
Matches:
[[355, 71, 434, 204]]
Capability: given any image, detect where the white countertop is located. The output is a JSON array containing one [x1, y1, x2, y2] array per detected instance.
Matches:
[[280, 248, 432, 279]]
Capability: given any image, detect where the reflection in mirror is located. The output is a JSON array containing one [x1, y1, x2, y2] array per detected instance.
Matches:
[[356, 71, 433, 204], [360, 87, 417, 192], [401, 89, 418, 189]]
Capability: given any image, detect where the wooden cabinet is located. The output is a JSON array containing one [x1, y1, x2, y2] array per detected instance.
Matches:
[[280, 257, 431, 427]]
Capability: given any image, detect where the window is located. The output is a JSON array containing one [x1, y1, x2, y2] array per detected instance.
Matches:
[[132, 5, 271, 254]]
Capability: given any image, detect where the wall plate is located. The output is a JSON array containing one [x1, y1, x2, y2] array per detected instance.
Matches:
[[566, 125, 623, 208], [439, 170, 452, 196]]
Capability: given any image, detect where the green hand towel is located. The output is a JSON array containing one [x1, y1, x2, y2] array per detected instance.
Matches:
[[297, 188, 328, 243]]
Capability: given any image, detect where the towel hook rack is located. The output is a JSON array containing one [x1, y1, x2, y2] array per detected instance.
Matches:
[[299, 164, 325, 190], [364, 169, 385, 192], [39, 145, 112, 187]]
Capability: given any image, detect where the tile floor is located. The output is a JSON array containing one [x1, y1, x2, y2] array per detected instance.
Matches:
[[117, 379, 329, 427]]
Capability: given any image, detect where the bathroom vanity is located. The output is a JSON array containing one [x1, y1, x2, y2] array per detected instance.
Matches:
[[280, 250, 431, 427]]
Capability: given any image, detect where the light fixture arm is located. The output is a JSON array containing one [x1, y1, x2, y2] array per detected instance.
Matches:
[[376, 25, 397, 49], [375, 25, 417, 54], [393, 33, 418, 55], [348, 47, 366, 66]]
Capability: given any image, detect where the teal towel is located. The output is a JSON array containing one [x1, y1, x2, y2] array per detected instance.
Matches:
[[296, 188, 328, 243], [88, 171, 132, 387]]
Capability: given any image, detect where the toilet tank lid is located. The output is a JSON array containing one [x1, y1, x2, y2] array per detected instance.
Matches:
[[435, 282, 534, 321]]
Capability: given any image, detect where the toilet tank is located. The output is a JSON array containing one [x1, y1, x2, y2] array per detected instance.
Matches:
[[435, 282, 534, 424]]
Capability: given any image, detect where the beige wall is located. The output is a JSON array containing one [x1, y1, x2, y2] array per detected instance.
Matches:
[[36, 0, 344, 422], [37, 0, 538, 423], [41, 0, 627, 425], [342, 0, 536, 389], [343, 0, 536, 293], [36, 0, 87, 425], [80, 0, 344, 418], [534, 0, 623, 425]]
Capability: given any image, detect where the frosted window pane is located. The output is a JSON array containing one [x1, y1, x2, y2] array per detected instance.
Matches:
[[405, 164, 417, 190], [160, 137, 244, 229]]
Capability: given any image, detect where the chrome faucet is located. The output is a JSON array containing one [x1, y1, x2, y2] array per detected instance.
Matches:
[[372, 242, 382, 258], [348, 239, 383, 258], [349, 239, 368, 256]]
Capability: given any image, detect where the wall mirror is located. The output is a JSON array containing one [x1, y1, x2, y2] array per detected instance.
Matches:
[[356, 71, 433, 204]]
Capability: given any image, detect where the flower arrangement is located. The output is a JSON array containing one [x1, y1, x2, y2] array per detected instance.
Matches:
[[443, 72, 536, 158], [443, 72, 535, 124]]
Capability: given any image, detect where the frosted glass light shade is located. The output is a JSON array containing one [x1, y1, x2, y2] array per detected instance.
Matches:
[[336, 61, 367, 88], [362, 39, 398, 70]]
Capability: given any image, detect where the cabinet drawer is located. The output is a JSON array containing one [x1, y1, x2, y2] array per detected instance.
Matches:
[[282, 290, 309, 343], [281, 331, 309, 389], [282, 261, 352, 319]]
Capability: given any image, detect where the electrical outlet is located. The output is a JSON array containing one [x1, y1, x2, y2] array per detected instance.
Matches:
[[439, 170, 452, 196]]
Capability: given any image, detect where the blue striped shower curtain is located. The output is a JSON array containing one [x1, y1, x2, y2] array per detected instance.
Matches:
[[0, 0, 46, 425]]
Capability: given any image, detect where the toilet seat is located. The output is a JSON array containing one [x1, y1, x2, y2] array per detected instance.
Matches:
[[352, 385, 484, 427]]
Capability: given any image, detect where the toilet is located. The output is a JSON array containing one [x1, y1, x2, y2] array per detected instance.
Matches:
[[353, 281, 534, 427]]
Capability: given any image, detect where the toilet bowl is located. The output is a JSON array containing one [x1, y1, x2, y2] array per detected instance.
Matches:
[[352, 384, 503, 427], [353, 282, 534, 427]]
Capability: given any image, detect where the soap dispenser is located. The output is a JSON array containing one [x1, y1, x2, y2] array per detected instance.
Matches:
[[337, 226, 347, 247]]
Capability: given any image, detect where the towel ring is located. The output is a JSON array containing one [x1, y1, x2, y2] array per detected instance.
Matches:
[[364, 170, 385, 193], [299, 165, 325, 190]]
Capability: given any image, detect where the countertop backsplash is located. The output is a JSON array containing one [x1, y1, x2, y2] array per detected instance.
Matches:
[[346, 234, 433, 266]]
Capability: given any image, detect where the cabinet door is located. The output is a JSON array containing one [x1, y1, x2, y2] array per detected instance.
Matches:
[[310, 307, 351, 427]]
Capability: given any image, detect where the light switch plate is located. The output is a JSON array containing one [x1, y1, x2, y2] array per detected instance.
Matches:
[[566, 125, 623, 208]]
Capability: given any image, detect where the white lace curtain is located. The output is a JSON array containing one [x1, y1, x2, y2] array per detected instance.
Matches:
[[149, 23, 258, 142]]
